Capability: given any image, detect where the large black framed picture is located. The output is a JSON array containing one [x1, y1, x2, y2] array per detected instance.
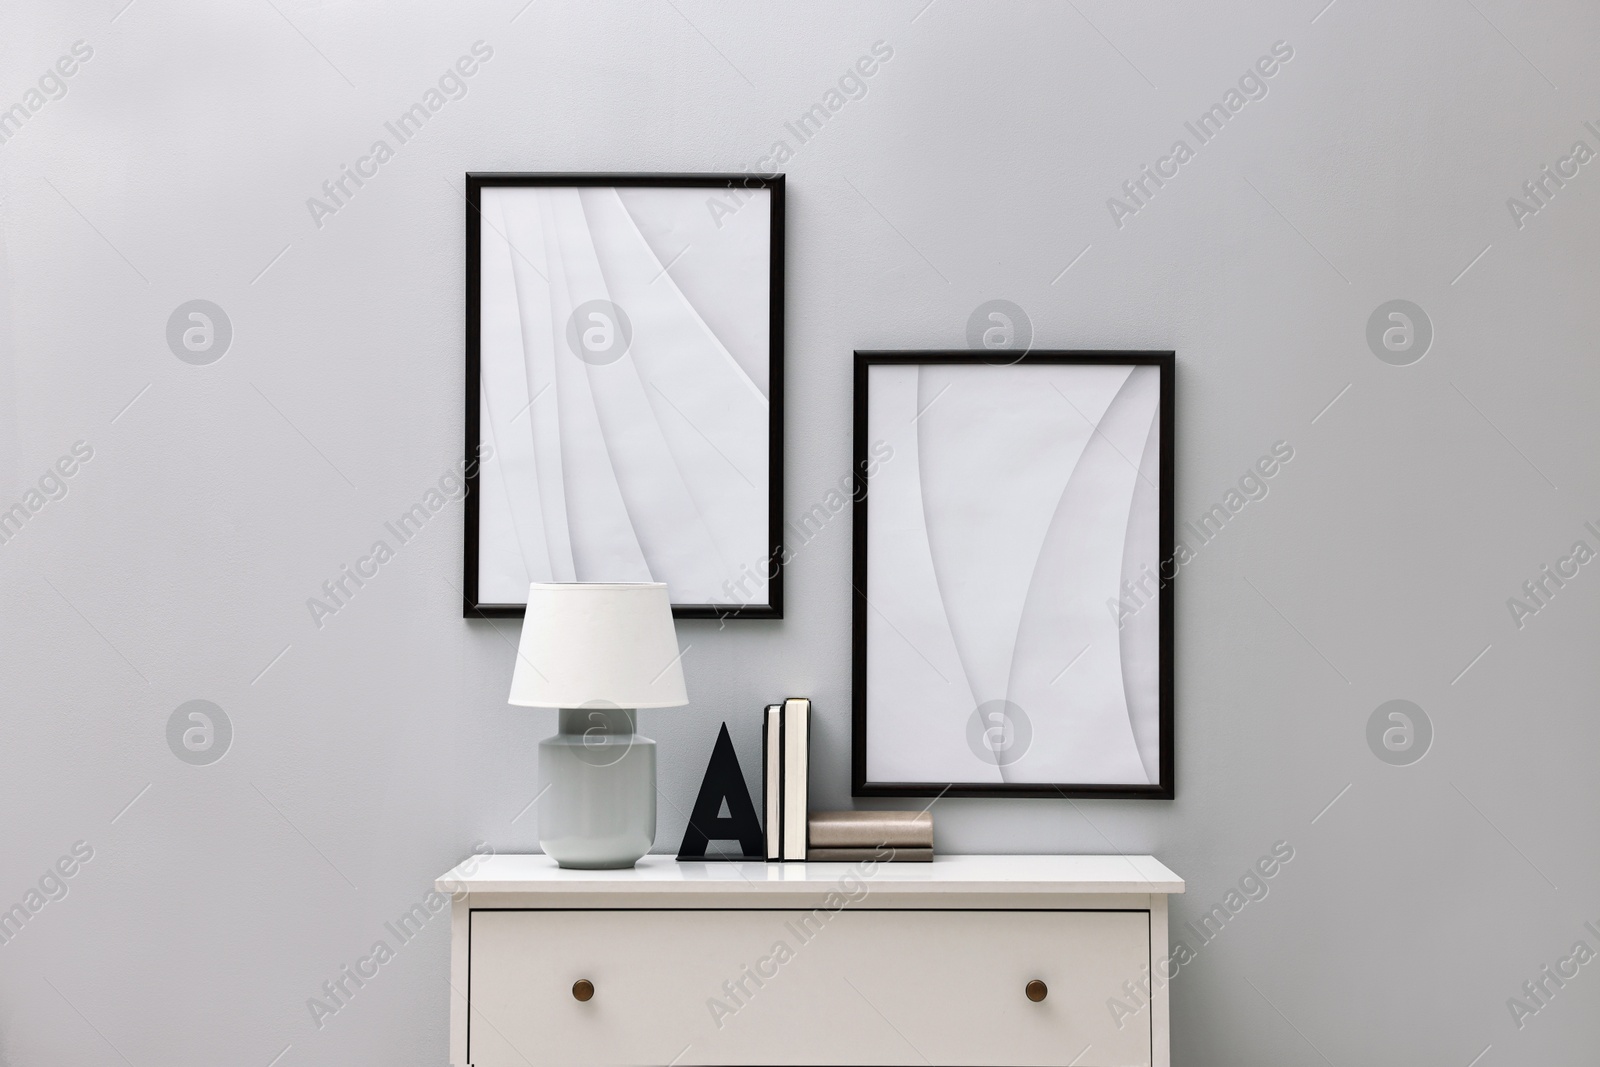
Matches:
[[464, 173, 784, 618], [852, 351, 1174, 798]]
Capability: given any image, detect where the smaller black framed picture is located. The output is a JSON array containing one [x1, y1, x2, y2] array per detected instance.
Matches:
[[852, 351, 1174, 798], [463, 173, 785, 619]]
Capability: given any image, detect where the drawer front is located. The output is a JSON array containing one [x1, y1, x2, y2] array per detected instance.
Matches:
[[468, 908, 1151, 1066]]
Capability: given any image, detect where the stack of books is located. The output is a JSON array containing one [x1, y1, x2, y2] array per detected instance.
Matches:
[[806, 810, 934, 862], [760, 698, 934, 863], [762, 698, 810, 861]]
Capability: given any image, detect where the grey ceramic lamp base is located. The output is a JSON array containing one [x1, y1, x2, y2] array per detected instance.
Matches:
[[538, 707, 656, 869]]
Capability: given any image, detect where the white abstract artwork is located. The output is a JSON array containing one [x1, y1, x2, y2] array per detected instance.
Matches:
[[467, 179, 779, 615], [857, 357, 1170, 794]]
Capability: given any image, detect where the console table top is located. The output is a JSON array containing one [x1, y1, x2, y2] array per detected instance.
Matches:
[[437, 853, 1183, 896]]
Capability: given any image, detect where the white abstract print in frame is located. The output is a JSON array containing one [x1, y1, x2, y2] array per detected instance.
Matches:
[[864, 360, 1164, 788], [475, 182, 772, 611]]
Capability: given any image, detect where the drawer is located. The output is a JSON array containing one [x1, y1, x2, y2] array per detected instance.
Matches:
[[468, 908, 1151, 1066]]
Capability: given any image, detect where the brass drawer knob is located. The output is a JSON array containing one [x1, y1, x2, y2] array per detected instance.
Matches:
[[572, 979, 594, 1002], [1025, 979, 1048, 1002]]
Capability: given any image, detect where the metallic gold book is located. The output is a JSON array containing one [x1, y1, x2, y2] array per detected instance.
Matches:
[[807, 810, 933, 849]]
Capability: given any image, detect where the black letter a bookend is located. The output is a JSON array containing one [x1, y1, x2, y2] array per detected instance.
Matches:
[[677, 722, 765, 860]]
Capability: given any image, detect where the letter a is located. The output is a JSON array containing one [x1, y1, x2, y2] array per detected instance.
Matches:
[[677, 722, 765, 858], [707, 996, 737, 1029], [308, 598, 339, 629], [1107, 997, 1140, 1029], [707, 196, 737, 229], [307, 197, 339, 229], [308, 997, 339, 1029], [1507, 197, 1538, 230], [1507, 996, 1538, 1029]]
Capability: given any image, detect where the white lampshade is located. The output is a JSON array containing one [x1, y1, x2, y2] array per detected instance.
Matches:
[[508, 583, 689, 709]]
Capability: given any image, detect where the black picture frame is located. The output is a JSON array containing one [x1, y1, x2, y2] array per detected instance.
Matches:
[[851, 350, 1175, 799], [463, 173, 785, 619]]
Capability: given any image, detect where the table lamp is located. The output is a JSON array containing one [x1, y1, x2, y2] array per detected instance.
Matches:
[[509, 582, 688, 869]]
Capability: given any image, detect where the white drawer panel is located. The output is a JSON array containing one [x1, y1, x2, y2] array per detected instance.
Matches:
[[468, 908, 1151, 1066]]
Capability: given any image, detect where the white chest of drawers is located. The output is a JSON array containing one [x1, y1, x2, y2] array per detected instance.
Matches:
[[438, 854, 1183, 1067]]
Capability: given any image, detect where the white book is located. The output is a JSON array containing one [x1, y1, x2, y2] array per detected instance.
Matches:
[[763, 704, 782, 861], [781, 697, 810, 861]]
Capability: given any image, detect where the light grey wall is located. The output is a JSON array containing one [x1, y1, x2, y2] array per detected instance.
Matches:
[[2, 1, 1597, 1063]]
